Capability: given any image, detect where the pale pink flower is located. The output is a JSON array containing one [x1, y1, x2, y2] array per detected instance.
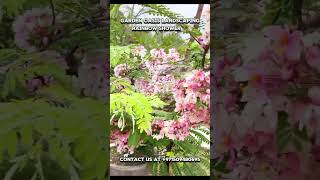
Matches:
[[172, 70, 210, 126], [114, 64, 130, 78], [150, 48, 167, 60], [148, 119, 166, 140], [278, 152, 302, 180], [132, 45, 147, 58], [111, 130, 134, 154], [281, 65, 294, 80], [306, 46, 320, 72], [264, 26, 303, 61], [165, 118, 190, 141], [134, 79, 154, 95], [12, 7, 57, 52], [167, 48, 180, 62], [240, 59, 288, 97], [242, 131, 276, 156]]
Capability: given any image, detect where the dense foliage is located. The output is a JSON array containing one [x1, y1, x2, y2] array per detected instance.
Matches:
[[110, 4, 211, 176], [0, 0, 108, 179]]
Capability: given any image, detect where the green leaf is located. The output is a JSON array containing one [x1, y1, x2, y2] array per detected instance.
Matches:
[[128, 130, 141, 148], [110, 46, 132, 67], [293, 126, 308, 141], [278, 133, 291, 151], [292, 137, 303, 151], [1, 0, 27, 16], [166, 151, 174, 157], [213, 160, 230, 173], [4, 131, 17, 157], [94, 148, 108, 180], [20, 125, 33, 146]]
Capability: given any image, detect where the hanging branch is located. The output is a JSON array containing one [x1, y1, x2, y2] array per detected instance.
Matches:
[[50, 0, 56, 25]]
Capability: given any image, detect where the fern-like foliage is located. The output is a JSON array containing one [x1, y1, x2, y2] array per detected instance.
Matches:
[[0, 49, 74, 100], [0, 96, 107, 180], [150, 162, 169, 176], [149, 126, 210, 176], [0, 0, 108, 177], [110, 91, 166, 134], [110, 46, 132, 68]]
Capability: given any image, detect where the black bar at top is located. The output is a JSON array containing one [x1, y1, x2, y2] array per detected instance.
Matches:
[[109, 0, 210, 4]]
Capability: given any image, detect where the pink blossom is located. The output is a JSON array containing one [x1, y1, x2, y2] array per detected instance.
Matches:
[[114, 64, 130, 78], [166, 118, 190, 141], [167, 48, 180, 62], [241, 60, 288, 96], [281, 65, 294, 80], [132, 45, 147, 58], [243, 131, 276, 156], [134, 79, 155, 95], [147, 118, 191, 141], [172, 70, 210, 126], [264, 26, 302, 61], [12, 7, 58, 52], [147, 119, 166, 140], [111, 130, 134, 154], [150, 48, 167, 60], [212, 26, 320, 179], [278, 152, 302, 180], [306, 46, 320, 72]]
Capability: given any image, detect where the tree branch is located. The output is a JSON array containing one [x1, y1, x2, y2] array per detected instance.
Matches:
[[185, 4, 204, 60], [50, 0, 56, 26], [202, 42, 209, 69]]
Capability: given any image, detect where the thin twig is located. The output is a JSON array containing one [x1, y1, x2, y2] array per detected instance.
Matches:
[[293, 0, 303, 30], [50, 0, 56, 25], [202, 44, 209, 68], [272, 0, 290, 24], [185, 4, 204, 60]]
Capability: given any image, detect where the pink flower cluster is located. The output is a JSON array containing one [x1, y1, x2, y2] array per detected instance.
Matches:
[[134, 79, 155, 95], [152, 74, 175, 94], [149, 48, 181, 63], [166, 117, 190, 141], [167, 48, 180, 62], [132, 45, 147, 58], [172, 70, 210, 126], [111, 129, 134, 154], [150, 48, 167, 60], [147, 118, 190, 141], [114, 64, 130, 78], [12, 7, 58, 52], [135, 74, 175, 95], [144, 59, 171, 76], [213, 25, 320, 179], [147, 119, 166, 140], [134, 48, 179, 95]]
